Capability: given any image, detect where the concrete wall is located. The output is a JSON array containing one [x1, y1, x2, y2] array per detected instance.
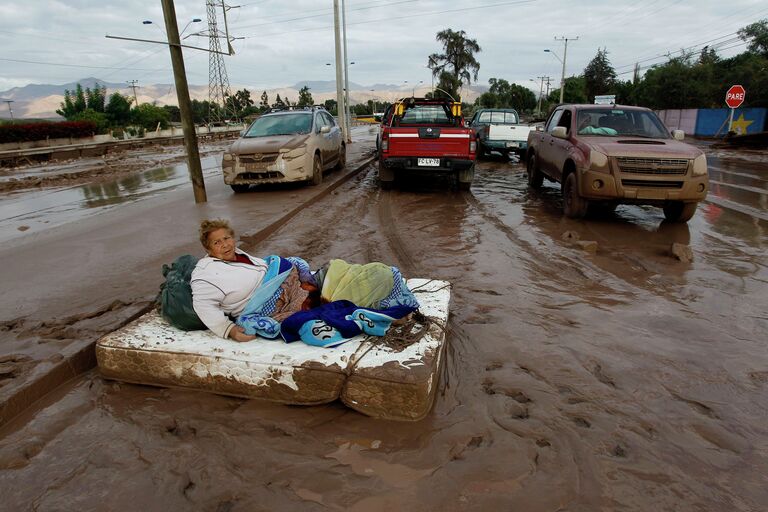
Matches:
[[0, 124, 246, 152], [657, 109, 697, 135]]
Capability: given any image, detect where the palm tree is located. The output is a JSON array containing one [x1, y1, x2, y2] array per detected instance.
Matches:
[[427, 29, 481, 100]]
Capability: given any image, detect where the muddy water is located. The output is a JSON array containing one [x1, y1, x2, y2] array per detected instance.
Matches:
[[1, 149, 767, 510], [0, 156, 222, 244]]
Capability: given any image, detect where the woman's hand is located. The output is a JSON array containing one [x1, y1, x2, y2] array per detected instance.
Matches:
[[229, 325, 257, 342]]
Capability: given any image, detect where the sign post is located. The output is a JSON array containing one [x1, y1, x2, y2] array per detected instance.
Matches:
[[725, 84, 746, 133]]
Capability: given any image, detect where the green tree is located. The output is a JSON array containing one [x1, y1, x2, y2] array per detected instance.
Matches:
[[738, 18, 768, 57], [260, 90, 269, 111], [475, 78, 536, 111], [297, 86, 314, 107], [162, 105, 181, 123], [583, 48, 617, 102], [74, 84, 87, 113], [323, 99, 337, 115], [225, 89, 254, 118], [72, 109, 109, 133], [546, 76, 587, 105], [428, 29, 481, 100], [272, 94, 285, 108], [86, 84, 107, 113], [131, 103, 170, 131], [105, 92, 133, 126]]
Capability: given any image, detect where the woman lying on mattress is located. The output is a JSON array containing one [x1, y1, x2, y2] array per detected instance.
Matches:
[[190, 219, 419, 346]]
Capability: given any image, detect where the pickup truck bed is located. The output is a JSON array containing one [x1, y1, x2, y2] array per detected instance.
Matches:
[[378, 98, 476, 189]]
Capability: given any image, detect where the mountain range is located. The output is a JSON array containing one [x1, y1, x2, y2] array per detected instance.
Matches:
[[0, 78, 487, 120]]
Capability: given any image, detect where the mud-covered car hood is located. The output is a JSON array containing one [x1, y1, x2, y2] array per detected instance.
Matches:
[[229, 133, 310, 154], [585, 137, 703, 158]]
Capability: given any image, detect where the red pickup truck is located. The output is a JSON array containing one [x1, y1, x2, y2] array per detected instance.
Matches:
[[378, 98, 476, 189]]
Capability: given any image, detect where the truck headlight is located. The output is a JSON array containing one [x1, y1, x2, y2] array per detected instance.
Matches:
[[692, 153, 707, 176], [589, 149, 609, 172], [223, 153, 233, 161]]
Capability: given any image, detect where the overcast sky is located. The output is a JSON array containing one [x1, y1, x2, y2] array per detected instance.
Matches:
[[1, 0, 767, 95]]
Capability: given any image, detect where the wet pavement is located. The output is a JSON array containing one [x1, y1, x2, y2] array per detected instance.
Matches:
[[0, 132, 766, 510]]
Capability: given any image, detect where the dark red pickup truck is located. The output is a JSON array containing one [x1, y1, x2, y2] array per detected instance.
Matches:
[[377, 98, 476, 189]]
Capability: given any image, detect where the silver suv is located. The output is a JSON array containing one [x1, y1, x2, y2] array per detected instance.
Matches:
[[222, 106, 345, 192]]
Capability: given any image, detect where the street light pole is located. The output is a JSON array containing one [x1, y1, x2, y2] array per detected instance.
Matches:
[[161, 0, 206, 203], [554, 36, 578, 104], [332, 0, 347, 140], [341, 0, 352, 143]]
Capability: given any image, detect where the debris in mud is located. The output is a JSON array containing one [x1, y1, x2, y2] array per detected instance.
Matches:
[[562, 230, 580, 242], [17, 225, 29, 232], [671, 242, 694, 263], [376, 310, 433, 351], [576, 240, 598, 254]]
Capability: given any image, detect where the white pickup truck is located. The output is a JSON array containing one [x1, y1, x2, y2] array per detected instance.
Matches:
[[469, 108, 536, 159]]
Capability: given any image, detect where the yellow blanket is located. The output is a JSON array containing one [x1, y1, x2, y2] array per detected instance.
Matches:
[[321, 259, 394, 308]]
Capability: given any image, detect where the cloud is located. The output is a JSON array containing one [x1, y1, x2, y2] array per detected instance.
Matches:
[[1, 0, 765, 95]]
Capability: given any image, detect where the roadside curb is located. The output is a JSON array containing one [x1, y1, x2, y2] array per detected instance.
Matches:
[[0, 154, 377, 431], [0, 302, 154, 430], [240, 154, 377, 245]]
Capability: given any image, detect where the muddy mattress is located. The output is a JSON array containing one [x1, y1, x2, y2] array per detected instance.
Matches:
[[96, 279, 450, 421]]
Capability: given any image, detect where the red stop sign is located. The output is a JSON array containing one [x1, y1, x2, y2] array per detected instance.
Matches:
[[725, 85, 745, 109]]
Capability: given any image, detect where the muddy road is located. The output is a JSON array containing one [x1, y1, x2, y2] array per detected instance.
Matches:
[[0, 133, 767, 511]]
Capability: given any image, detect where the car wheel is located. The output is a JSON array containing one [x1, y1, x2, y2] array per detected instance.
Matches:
[[663, 201, 697, 223], [563, 173, 589, 218], [230, 184, 249, 193], [335, 144, 346, 170], [311, 154, 323, 186], [527, 153, 544, 189], [379, 161, 394, 189], [457, 164, 474, 191], [476, 143, 486, 160]]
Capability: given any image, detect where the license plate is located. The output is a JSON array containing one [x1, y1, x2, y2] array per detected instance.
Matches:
[[417, 158, 440, 167], [506, 142, 520, 148]]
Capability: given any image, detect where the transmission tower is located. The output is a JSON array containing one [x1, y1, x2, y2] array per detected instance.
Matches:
[[207, 0, 236, 123]]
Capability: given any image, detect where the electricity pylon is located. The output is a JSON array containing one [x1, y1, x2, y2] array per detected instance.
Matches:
[[206, 0, 236, 123]]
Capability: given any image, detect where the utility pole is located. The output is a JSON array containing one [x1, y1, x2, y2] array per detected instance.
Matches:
[[333, 0, 347, 140], [633, 62, 640, 83], [1, 100, 14, 121], [161, 0, 207, 203], [554, 36, 578, 104], [545, 77, 552, 98], [535, 76, 546, 116], [127, 80, 140, 106], [341, 0, 352, 143]]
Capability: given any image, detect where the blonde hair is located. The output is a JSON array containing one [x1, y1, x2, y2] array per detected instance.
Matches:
[[199, 219, 234, 249]]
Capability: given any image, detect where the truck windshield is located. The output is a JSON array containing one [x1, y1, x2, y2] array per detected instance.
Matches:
[[245, 114, 313, 137], [576, 109, 669, 138], [478, 111, 519, 124], [400, 105, 454, 125]]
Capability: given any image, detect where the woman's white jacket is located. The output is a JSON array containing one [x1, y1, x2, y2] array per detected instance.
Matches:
[[191, 249, 268, 338]]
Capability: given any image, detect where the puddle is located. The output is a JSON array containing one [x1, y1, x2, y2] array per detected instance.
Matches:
[[0, 156, 220, 244]]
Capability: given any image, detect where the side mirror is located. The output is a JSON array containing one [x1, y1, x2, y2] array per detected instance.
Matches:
[[672, 129, 684, 141], [320, 126, 331, 134], [551, 126, 568, 139]]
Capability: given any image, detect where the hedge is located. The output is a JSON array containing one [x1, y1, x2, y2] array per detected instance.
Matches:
[[0, 121, 97, 144]]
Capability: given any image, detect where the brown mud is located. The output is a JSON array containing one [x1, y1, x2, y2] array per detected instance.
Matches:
[[0, 135, 767, 510]]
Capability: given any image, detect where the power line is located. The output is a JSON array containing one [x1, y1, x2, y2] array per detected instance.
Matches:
[[237, 0, 537, 39], [0, 57, 158, 71]]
